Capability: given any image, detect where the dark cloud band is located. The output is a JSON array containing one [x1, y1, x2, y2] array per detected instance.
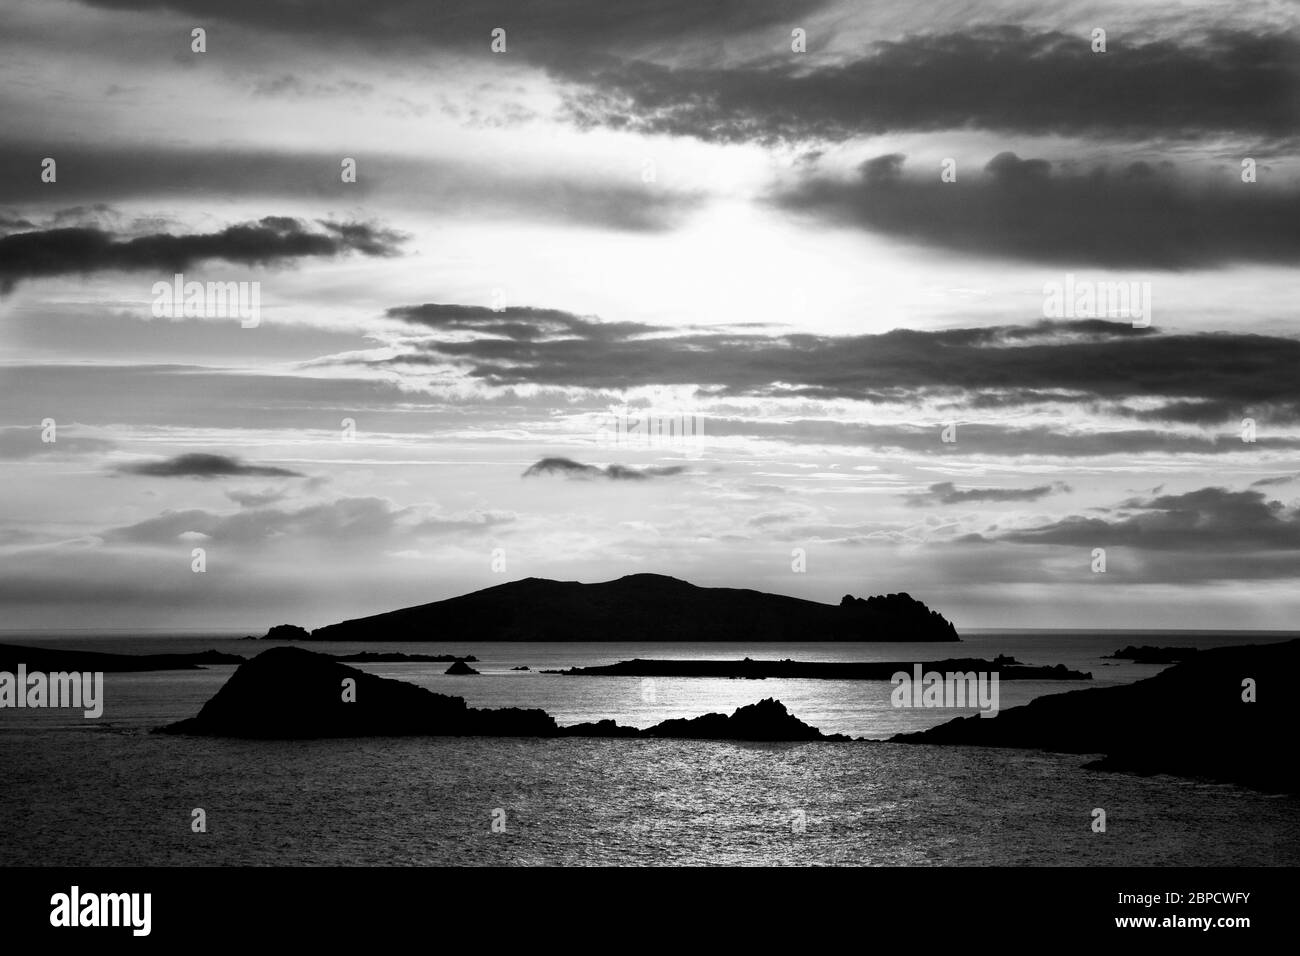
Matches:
[[772, 152, 1300, 268], [559, 27, 1300, 144], [114, 453, 304, 479], [906, 481, 1068, 506], [522, 456, 685, 480], [988, 486, 1300, 552], [0, 216, 403, 292], [381, 308, 1300, 424]]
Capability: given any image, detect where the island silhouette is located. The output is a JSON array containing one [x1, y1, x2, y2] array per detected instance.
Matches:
[[289, 573, 959, 642], [160, 647, 848, 741], [160, 639, 1299, 793]]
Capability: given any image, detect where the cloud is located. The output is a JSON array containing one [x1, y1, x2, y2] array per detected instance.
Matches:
[[105, 497, 406, 545], [993, 486, 1300, 552], [78, 0, 827, 56], [0, 363, 439, 434], [411, 510, 516, 534], [225, 488, 291, 508], [703, 418, 1300, 458], [0, 216, 404, 292], [68, 6, 1296, 155], [906, 481, 1068, 506], [522, 456, 685, 480], [103, 496, 515, 547], [558, 27, 1300, 145], [1113, 399, 1267, 425], [375, 309, 1300, 426], [115, 453, 304, 479], [1251, 474, 1296, 487], [388, 304, 657, 342], [772, 152, 1300, 268], [0, 211, 36, 233]]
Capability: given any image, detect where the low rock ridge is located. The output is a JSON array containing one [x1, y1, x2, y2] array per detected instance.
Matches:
[[0, 643, 242, 672], [1103, 644, 1197, 664], [543, 656, 1089, 680]]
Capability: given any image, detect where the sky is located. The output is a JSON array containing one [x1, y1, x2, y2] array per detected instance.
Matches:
[[1, 0, 1298, 630]]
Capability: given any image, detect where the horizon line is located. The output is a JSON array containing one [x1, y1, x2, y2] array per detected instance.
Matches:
[[3, 626, 1299, 637]]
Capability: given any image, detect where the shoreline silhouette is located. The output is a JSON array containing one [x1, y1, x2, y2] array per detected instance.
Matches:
[[543, 655, 1089, 680], [892, 639, 1296, 793]]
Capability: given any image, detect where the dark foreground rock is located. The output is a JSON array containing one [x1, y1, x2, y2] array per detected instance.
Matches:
[[891, 639, 1298, 793], [308, 573, 958, 642], [161, 648, 554, 738], [545, 656, 1089, 680], [0, 643, 242, 672], [1103, 644, 1198, 664], [159, 647, 848, 741]]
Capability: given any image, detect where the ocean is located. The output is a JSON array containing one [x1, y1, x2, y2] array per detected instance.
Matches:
[[2, 630, 1297, 866]]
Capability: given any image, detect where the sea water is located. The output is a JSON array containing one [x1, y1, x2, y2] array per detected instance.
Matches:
[[1, 631, 1296, 865]]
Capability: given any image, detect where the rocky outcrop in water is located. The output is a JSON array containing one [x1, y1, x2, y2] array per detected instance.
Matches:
[[159, 647, 847, 741], [263, 624, 311, 641], [444, 660, 480, 675], [560, 698, 844, 741], [839, 592, 958, 641], [635, 698, 837, 741], [161, 648, 552, 738]]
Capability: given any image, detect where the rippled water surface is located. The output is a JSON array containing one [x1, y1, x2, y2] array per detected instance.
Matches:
[[3, 731, 1296, 866]]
